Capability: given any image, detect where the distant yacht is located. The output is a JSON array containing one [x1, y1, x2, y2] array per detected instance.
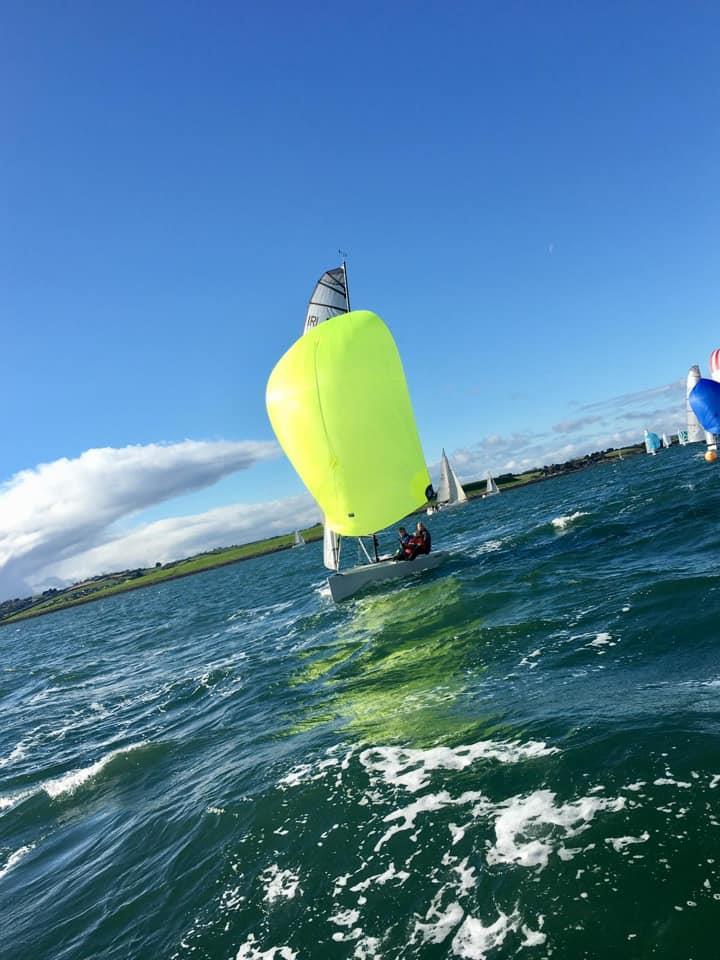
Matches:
[[435, 449, 468, 509], [662, 433, 671, 449], [483, 472, 500, 498], [293, 530, 305, 547]]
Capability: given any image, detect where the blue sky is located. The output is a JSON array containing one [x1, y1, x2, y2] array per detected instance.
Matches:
[[2, 1, 719, 595]]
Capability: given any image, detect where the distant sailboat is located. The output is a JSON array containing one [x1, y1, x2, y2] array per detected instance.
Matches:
[[436, 449, 468, 508], [293, 530, 305, 547], [662, 433, 671, 448], [483, 472, 500, 498], [644, 430, 661, 455]]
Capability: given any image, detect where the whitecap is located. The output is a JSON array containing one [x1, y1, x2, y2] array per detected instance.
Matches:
[[551, 511, 588, 531], [43, 741, 147, 799], [0, 843, 35, 881]]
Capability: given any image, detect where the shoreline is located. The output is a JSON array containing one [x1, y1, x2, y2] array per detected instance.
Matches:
[[0, 446, 642, 627]]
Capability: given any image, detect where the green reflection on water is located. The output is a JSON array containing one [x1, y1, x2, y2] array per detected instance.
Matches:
[[290, 577, 502, 746]]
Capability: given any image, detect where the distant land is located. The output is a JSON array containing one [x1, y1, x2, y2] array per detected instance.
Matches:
[[0, 443, 644, 625]]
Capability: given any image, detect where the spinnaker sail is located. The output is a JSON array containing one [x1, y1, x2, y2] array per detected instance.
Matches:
[[303, 267, 349, 334], [436, 449, 467, 505], [644, 430, 661, 455], [686, 365, 705, 443], [267, 310, 431, 536]]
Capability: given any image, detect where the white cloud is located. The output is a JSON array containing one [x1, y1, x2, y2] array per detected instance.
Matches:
[[444, 379, 687, 483], [0, 440, 278, 600], [38, 495, 320, 590]]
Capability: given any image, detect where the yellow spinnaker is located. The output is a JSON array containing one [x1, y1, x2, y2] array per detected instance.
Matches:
[[266, 310, 430, 536]]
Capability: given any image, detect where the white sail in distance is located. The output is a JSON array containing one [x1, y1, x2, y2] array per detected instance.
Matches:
[[485, 472, 500, 496], [303, 266, 349, 334], [303, 263, 350, 569], [437, 449, 468, 504], [293, 530, 305, 547]]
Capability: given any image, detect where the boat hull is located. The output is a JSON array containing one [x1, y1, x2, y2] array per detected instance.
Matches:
[[328, 552, 446, 603]]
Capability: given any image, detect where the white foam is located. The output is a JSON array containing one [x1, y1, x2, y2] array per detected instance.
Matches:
[[414, 901, 465, 945], [710, 775, 720, 789], [261, 865, 300, 902], [487, 789, 626, 869], [590, 633, 612, 647], [551, 511, 587, 531], [453, 858, 477, 895], [0, 843, 35, 881], [606, 832, 650, 852], [451, 909, 519, 959], [329, 909, 360, 927], [43, 742, 146, 799], [352, 937, 380, 959], [375, 791, 485, 851], [360, 739, 558, 793], [0, 743, 26, 769], [234, 935, 296, 959], [350, 861, 410, 892], [653, 778, 692, 789]]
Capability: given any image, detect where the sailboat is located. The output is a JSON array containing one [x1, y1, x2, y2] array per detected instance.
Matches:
[[293, 530, 305, 547], [435, 449, 468, 508], [678, 429, 689, 445], [266, 263, 444, 603], [483, 471, 500, 498], [644, 430, 661, 455], [662, 433, 671, 448]]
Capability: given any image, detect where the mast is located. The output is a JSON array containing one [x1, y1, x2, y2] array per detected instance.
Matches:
[[339, 250, 351, 311]]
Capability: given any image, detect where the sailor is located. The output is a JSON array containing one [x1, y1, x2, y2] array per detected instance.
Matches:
[[413, 522, 431, 556], [394, 526, 412, 560]]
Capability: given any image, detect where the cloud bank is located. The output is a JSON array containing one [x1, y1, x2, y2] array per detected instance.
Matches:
[[0, 440, 279, 599], [446, 379, 686, 482]]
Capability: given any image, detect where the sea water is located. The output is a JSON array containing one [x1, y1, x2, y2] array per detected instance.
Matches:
[[2, 445, 720, 959]]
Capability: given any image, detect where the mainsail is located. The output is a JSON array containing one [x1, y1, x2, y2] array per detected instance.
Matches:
[[485, 472, 500, 496], [267, 310, 431, 536], [436, 449, 467, 504], [303, 267, 349, 334], [293, 530, 305, 547], [662, 433, 671, 448]]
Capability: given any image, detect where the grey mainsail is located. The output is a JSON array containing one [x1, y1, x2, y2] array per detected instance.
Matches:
[[303, 267, 349, 334]]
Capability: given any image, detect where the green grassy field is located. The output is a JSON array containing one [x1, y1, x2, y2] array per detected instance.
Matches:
[[1, 525, 324, 625]]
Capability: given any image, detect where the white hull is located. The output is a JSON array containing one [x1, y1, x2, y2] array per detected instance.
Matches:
[[328, 552, 446, 602]]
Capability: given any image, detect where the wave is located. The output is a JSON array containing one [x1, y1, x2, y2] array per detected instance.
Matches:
[[0, 843, 35, 881], [0, 742, 149, 812], [42, 742, 148, 799], [551, 511, 588, 531]]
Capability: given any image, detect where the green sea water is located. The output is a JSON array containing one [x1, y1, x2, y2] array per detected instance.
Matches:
[[2, 445, 720, 959]]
